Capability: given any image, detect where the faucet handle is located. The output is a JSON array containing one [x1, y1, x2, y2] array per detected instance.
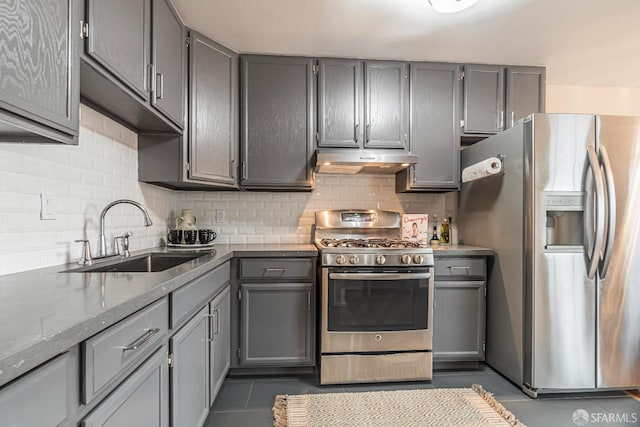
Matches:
[[114, 231, 133, 257], [75, 239, 93, 266]]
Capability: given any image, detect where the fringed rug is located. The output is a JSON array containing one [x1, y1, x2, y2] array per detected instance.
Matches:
[[273, 384, 525, 427]]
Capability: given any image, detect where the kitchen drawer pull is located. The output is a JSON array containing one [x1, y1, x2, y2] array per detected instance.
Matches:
[[121, 328, 160, 352], [264, 267, 286, 275], [448, 266, 470, 271]]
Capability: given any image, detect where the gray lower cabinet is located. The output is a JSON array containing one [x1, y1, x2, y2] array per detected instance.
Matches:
[[396, 62, 461, 192], [240, 55, 315, 190], [0, 352, 76, 427], [0, 0, 79, 144], [462, 64, 505, 135], [240, 282, 314, 366], [80, 0, 185, 133], [170, 306, 209, 427], [82, 347, 169, 427], [505, 66, 546, 129], [433, 257, 487, 363], [209, 286, 231, 404]]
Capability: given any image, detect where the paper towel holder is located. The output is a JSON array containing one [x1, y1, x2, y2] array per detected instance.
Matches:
[[461, 153, 506, 186]]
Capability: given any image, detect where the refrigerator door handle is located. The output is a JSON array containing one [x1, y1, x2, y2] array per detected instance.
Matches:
[[584, 144, 606, 280], [598, 145, 616, 279]]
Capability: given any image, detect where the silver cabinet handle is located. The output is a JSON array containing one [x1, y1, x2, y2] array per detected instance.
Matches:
[[329, 272, 431, 281], [448, 266, 470, 273], [584, 144, 606, 280], [156, 73, 164, 99], [598, 145, 616, 279], [510, 111, 515, 127], [354, 123, 359, 143], [122, 328, 160, 352], [365, 124, 370, 143], [263, 267, 285, 276]]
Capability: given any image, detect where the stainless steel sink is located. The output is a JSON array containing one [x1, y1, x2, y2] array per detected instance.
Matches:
[[68, 252, 210, 273]]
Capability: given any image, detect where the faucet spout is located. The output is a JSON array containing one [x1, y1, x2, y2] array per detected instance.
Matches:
[[98, 199, 153, 256]]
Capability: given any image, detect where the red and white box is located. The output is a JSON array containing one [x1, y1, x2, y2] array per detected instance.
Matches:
[[402, 214, 429, 243]]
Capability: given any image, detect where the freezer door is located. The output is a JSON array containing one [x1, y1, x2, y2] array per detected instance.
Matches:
[[526, 114, 597, 390], [596, 115, 640, 388]]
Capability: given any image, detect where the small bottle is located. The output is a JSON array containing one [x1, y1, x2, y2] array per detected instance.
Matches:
[[430, 226, 439, 246], [440, 218, 450, 245]]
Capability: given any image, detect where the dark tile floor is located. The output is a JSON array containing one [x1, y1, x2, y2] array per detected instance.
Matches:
[[205, 365, 639, 426]]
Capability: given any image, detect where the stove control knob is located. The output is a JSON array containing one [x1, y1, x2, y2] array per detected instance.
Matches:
[[335, 255, 346, 265], [401, 254, 412, 264], [413, 255, 424, 265], [349, 255, 360, 265], [375, 255, 386, 265]]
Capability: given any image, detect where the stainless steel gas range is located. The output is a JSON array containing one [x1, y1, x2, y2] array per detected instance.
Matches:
[[314, 209, 435, 385]]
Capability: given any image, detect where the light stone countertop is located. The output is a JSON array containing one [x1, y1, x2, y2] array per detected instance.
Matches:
[[432, 244, 494, 256], [0, 243, 317, 388]]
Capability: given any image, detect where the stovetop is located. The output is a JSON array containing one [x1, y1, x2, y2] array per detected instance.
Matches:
[[319, 238, 428, 249]]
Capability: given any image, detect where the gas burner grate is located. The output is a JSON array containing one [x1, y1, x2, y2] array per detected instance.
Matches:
[[320, 238, 428, 249]]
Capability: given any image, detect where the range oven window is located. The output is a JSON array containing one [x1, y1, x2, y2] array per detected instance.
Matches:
[[327, 268, 429, 332]]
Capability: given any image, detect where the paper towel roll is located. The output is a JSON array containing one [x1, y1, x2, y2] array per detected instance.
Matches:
[[462, 157, 502, 183]]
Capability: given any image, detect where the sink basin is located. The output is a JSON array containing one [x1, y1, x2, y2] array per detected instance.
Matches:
[[69, 252, 210, 273]]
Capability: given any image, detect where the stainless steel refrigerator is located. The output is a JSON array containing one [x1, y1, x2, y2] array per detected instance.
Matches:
[[459, 113, 640, 397]]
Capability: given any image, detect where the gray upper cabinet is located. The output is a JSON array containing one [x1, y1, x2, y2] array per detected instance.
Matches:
[[364, 61, 409, 149], [189, 32, 238, 186], [80, 0, 185, 133], [397, 63, 460, 192], [462, 64, 505, 134], [151, 0, 186, 127], [317, 59, 362, 148], [0, 0, 79, 144], [505, 66, 546, 128], [85, 0, 150, 100], [137, 32, 238, 190], [241, 55, 315, 190]]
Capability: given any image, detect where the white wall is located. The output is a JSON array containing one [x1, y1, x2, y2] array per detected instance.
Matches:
[[0, 106, 175, 276], [176, 176, 446, 244], [546, 85, 640, 115]]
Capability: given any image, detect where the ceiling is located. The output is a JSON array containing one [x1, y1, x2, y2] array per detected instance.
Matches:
[[172, 0, 640, 88]]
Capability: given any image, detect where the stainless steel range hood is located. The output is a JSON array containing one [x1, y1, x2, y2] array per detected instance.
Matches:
[[314, 149, 418, 174]]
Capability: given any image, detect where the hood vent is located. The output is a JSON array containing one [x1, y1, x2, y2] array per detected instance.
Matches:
[[315, 149, 418, 175]]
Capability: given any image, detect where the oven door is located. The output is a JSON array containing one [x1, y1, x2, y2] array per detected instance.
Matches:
[[321, 267, 434, 353]]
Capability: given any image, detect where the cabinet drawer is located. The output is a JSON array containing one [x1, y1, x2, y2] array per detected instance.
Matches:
[[240, 258, 314, 280], [435, 258, 485, 279], [171, 262, 230, 329], [0, 353, 72, 426], [82, 297, 168, 404]]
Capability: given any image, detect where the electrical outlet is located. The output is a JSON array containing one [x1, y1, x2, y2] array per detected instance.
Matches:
[[40, 193, 56, 220], [215, 209, 225, 224]]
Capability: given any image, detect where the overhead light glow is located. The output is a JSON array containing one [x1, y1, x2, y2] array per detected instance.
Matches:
[[428, 0, 480, 13]]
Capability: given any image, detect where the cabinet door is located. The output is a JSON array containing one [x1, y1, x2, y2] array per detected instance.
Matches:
[[433, 281, 486, 362], [463, 64, 504, 134], [151, 0, 185, 128], [317, 59, 362, 148], [398, 63, 460, 191], [0, 0, 79, 137], [364, 61, 409, 149], [85, 0, 150, 100], [82, 347, 168, 427], [189, 32, 238, 185], [170, 306, 209, 427], [209, 286, 231, 405], [241, 282, 314, 366], [506, 66, 545, 128], [241, 56, 315, 189]]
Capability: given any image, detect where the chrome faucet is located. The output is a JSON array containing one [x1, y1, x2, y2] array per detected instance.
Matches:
[[98, 200, 153, 257]]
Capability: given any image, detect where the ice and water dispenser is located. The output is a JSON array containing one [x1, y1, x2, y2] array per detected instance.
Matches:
[[542, 192, 584, 251]]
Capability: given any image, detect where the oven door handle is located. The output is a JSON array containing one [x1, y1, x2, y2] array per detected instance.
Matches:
[[329, 272, 431, 281]]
